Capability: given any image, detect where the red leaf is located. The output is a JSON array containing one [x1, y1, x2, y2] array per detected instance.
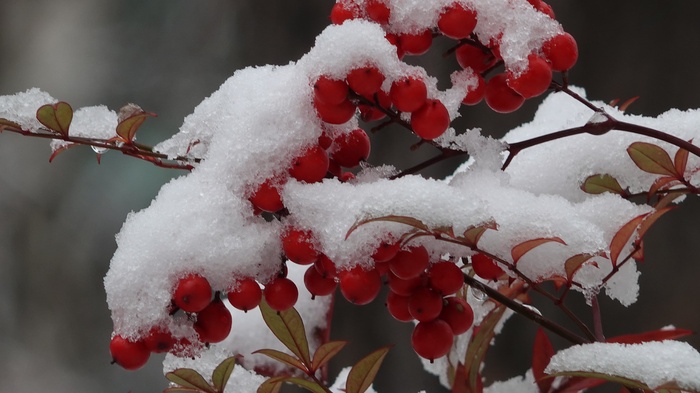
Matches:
[[637, 207, 674, 240], [609, 214, 646, 266], [674, 145, 690, 178], [647, 176, 679, 199], [451, 363, 469, 393], [532, 329, 555, 393], [655, 190, 689, 209], [511, 237, 566, 265], [627, 141, 676, 176], [618, 96, 639, 112], [311, 341, 347, 372], [606, 328, 694, 344], [564, 253, 600, 283], [462, 221, 497, 248], [48, 143, 76, 162]]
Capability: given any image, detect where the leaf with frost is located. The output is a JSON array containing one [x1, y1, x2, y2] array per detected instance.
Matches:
[[627, 141, 676, 176], [511, 237, 566, 265], [259, 300, 311, 366], [580, 174, 625, 195], [345, 215, 429, 239], [36, 101, 72, 136], [345, 345, 392, 393]]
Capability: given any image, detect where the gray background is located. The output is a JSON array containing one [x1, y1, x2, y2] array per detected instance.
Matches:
[[1, 1, 699, 392]]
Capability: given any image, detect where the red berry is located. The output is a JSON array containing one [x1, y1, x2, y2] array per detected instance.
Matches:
[[330, 2, 357, 25], [485, 73, 525, 113], [372, 241, 401, 263], [387, 271, 426, 296], [227, 277, 262, 312], [411, 100, 450, 140], [411, 320, 454, 361], [374, 260, 391, 276], [365, 0, 390, 24], [542, 32, 578, 71], [314, 254, 338, 279], [385, 33, 405, 59], [282, 228, 319, 265], [330, 128, 371, 168], [194, 297, 232, 344], [249, 179, 285, 212], [173, 274, 212, 313], [390, 77, 428, 113], [507, 55, 552, 98], [318, 129, 333, 149], [144, 327, 176, 353], [339, 266, 382, 305], [536, 2, 555, 18], [455, 44, 497, 73], [110, 335, 150, 370], [264, 277, 299, 311], [462, 73, 486, 105], [386, 291, 413, 322], [314, 96, 357, 124], [347, 66, 385, 96], [399, 30, 433, 56], [304, 265, 337, 297], [438, 3, 478, 39], [439, 297, 474, 335], [314, 75, 349, 105], [408, 287, 444, 322], [289, 145, 329, 184], [471, 253, 505, 281], [359, 89, 392, 122], [428, 261, 464, 296], [390, 245, 430, 280]]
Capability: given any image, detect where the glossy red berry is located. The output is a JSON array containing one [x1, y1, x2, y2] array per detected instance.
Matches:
[[428, 261, 464, 295], [390, 245, 430, 280], [399, 30, 433, 56], [372, 241, 401, 263], [249, 179, 284, 213], [289, 145, 329, 184], [411, 99, 450, 140], [347, 66, 385, 96], [227, 277, 262, 312], [144, 327, 176, 353], [507, 55, 552, 98], [387, 271, 426, 296], [314, 96, 356, 125], [542, 32, 578, 71], [386, 291, 413, 322], [365, 0, 390, 24], [385, 33, 405, 59], [438, 3, 478, 39], [471, 253, 505, 281], [411, 320, 454, 361], [194, 297, 232, 344], [485, 73, 525, 113], [462, 73, 486, 105], [282, 228, 319, 265], [110, 335, 150, 370], [330, 128, 371, 168], [359, 89, 392, 122], [536, 2, 555, 18], [330, 2, 357, 25], [439, 297, 474, 335], [455, 44, 497, 74], [408, 287, 444, 322], [314, 254, 338, 279], [390, 77, 428, 113], [314, 75, 349, 105], [264, 277, 299, 311], [304, 265, 337, 297], [173, 274, 212, 313], [339, 266, 382, 305]]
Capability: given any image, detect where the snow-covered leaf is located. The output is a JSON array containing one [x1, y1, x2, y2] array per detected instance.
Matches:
[[346, 215, 429, 239]]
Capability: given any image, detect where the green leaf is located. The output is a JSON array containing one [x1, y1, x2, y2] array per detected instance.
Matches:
[[580, 174, 625, 195], [311, 340, 348, 372], [36, 101, 73, 136], [252, 349, 307, 372], [464, 304, 508, 392], [259, 299, 311, 366], [285, 377, 329, 393], [211, 356, 236, 392], [511, 237, 566, 265], [609, 213, 647, 266], [346, 215, 429, 239], [165, 368, 217, 393], [345, 345, 392, 393], [116, 104, 156, 142], [627, 141, 676, 176], [257, 376, 286, 393]]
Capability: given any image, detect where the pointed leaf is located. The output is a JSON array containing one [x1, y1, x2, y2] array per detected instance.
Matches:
[[637, 207, 674, 241], [311, 340, 348, 372], [606, 328, 694, 344], [285, 377, 329, 393], [257, 376, 286, 393], [346, 215, 429, 239], [211, 356, 236, 392], [675, 146, 690, 178], [462, 221, 497, 248], [580, 174, 625, 195], [259, 299, 311, 366], [450, 363, 469, 393], [547, 371, 660, 391], [609, 214, 647, 266], [48, 143, 76, 162], [648, 176, 679, 198], [37, 102, 73, 136], [532, 329, 555, 393], [345, 345, 392, 393], [618, 96, 639, 112], [116, 110, 156, 143], [627, 141, 676, 176], [166, 368, 217, 393], [564, 253, 599, 282], [252, 349, 307, 371], [511, 237, 566, 265]]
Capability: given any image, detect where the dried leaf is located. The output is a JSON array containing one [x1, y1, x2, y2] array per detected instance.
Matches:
[[627, 141, 676, 176], [36, 101, 73, 136], [259, 299, 311, 366], [609, 214, 647, 266], [116, 104, 156, 142], [211, 356, 236, 392], [257, 376, 286, 393], [511, 237, 566, 265], [606, 328, 693, 344], [252, 349, 306, 372], [564, 253, 599, 282], [532, 329, 555, 393], [165, 368, 216, 393], [345, 345, 392, 393], [311, 340, 348, 372], [674, 146, 690, 178], [346, 215, 429, 239], [580, 174, 625, 195]]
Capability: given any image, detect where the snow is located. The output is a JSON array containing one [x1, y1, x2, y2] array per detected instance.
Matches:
[[0, 88, 56, 132], [545, 340, 700, 391]]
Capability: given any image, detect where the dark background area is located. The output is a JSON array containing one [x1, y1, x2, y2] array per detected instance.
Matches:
[[1, 1, 699, 392]]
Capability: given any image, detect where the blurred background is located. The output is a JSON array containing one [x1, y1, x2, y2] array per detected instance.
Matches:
[[1, 1, 700, 392]]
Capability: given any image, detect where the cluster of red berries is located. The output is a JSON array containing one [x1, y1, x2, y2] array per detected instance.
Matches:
[[330, 0, 578, 114]]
